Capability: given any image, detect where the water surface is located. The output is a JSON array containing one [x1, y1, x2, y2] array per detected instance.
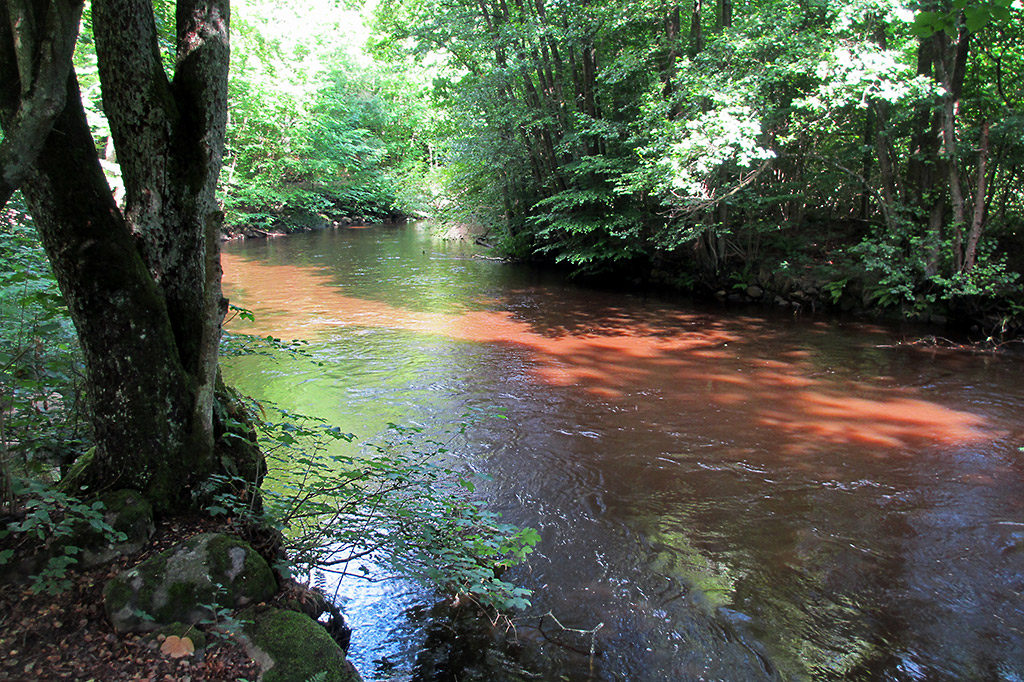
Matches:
[[222, 223, 1024, 681]]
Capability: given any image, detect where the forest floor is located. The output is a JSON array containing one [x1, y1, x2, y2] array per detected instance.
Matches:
[[0, 516, 261, 681]]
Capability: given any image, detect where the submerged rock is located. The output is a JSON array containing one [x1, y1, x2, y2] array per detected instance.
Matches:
[[103, 532, 276, 632], [243, 606, 362, 682]]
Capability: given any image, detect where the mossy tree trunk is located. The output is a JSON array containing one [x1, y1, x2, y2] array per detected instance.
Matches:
[[0, 0, 237, 511]]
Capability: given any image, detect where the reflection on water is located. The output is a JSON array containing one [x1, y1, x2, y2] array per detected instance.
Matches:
[[222, 224, 1024, 681]]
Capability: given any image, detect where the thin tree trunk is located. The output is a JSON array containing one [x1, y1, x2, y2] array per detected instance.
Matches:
[[932, 21, 971, 270], [689, 0, 704, 57], [662, 5, 682, 118], [860, 106, 875, 220], [963, 120, 990, 272], [718, 0, 732, 28]]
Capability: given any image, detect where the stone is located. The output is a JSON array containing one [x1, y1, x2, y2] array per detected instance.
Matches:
[[745, 285, 764, 299], [243, 607, 363, 682], [103, 532, 277, 633], [76, 489, 155, 568]]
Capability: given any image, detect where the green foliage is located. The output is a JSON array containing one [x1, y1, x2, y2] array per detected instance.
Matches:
[[205, 401, 538, 614], [371, 0, 1023, 327], [912, 0, 1014, 37], [221, 0, 437, 229], [1, 203, 88, 495], [0, 478, 127, 594]]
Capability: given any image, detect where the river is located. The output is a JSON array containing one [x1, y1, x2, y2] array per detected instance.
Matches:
[[221, 222, 1024, 681]]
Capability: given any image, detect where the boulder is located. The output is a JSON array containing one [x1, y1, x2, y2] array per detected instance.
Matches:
[[1, 488, 155, 585], [76, 489, 155, 568], [243, 606, 362, 682], [103, 532, 276, 632]]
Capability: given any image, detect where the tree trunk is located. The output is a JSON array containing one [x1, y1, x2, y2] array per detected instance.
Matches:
[[906, 34, 944, 276], [662, 5, 682, 118], [0, 0, 84, 209], [932, 20, 971, 271], [860, 106, 875, 220], [689, 0, 704, 57], [1, 0, 238, 511], [963, 120, 990, 272], [718, 0, 732, 29], [21, 76, 200, 505]]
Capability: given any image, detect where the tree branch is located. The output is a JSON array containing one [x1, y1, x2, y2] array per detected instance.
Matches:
[[0, 0, 84, 209], [92, 0, 175, 231]]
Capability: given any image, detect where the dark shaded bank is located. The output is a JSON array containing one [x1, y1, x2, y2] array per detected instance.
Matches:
[[225, 202, 411, 240], [224, 207, 409, 240], [581, 263, 1020, 346], [450, 222, 1024, 345]]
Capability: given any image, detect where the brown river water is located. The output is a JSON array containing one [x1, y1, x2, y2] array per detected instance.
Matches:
[[222, 223, 1024, 681]]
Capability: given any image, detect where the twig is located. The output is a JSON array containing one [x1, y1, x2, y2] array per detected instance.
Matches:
[[535, 611, 604, 676]]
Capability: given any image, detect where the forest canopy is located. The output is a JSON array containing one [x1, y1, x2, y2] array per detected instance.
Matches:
[[365, 0, 1023, 331], [11, 0, 1020, 330]]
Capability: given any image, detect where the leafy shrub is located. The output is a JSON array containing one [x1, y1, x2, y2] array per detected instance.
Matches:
[[0, 477, 127, 594], [1, 203, 89, 504], [204, 400, 539, 614]]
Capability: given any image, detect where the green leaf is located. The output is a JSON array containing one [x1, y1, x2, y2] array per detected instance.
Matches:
[[911, 10, 949, 37]]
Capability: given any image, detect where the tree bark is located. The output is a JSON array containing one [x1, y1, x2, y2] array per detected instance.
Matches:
[[662, 5, 682, 118], [963, 120, 989, 272], [1, 0, 237, 511], [688, 0, 704, 57], [718, 0, 732, 29], [932, 20, 971, 270], [20, 75, 197, 504], [0, 0, 84, 208], [906, 34, 944, 276]]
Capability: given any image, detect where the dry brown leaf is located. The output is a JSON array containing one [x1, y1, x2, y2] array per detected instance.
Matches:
[[159, 635, 195, 659]]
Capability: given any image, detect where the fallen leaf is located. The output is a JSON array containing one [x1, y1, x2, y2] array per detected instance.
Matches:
[[159, 635, 195, 659]]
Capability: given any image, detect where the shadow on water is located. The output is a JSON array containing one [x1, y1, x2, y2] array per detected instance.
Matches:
[[222, 225, 1024, 681]]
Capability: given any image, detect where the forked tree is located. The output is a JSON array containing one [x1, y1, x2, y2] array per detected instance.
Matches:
[[0, 0, 256, 510]]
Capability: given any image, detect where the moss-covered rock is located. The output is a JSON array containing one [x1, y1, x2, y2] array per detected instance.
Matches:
[[74, 489, 155, 568], [243, 606, 362, 682], [103, 532, 276, 632]]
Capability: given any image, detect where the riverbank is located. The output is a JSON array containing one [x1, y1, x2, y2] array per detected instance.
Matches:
[[0, 510, 362, 681], [223, 207, 408, 240], [221, 211, 1022, 345], [437, 220, 1023, 345]]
